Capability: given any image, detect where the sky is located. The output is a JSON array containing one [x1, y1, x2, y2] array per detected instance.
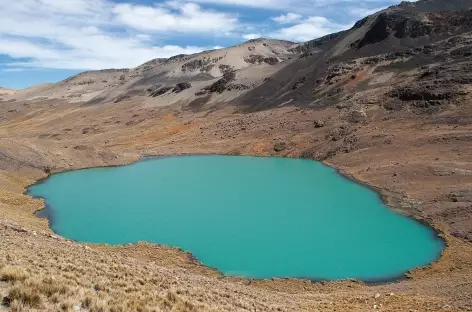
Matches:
[[0, 0, 402, 89]]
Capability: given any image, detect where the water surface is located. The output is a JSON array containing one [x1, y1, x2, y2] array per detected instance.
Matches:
[[28, 155, 444, 281]]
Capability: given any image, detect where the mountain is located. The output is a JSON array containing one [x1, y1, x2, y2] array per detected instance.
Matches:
[[6, 39, 299, 107], [5, 0, 472, 115], [236, 0, 472, 110], [0, 87, 17, 97]]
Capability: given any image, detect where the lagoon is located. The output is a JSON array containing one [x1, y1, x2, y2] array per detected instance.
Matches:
[[28, 155, 444, 281]]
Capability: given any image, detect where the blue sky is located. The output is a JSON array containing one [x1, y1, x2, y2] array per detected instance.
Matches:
[[0, 0, 401, 89]]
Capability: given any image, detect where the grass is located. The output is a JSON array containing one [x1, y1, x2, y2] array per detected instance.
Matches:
[[0, 266, 28, 282], [8, 286, 42, 308]]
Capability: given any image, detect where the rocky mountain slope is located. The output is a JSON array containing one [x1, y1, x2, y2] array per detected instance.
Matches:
[[1, 0, 472, 311], [236, 0, 472, 110], [4, 39, 298, 108]]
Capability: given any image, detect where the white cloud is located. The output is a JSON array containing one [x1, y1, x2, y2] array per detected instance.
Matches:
[[0, 0, 395, 72], [112, 2, 238, 33], [349, 6, 388, 18], [1, 68, 25, 73], [192, 0, 398, 14], [269, 16, 350, 42], [272, 13, 302, 24], [0, 0, 238, 71], [242, 33, 262, 40]]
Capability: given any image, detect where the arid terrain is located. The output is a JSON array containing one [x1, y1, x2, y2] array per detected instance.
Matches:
[[1, 0, 472, 311]]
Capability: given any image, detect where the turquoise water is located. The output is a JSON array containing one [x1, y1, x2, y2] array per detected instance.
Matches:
[[28, 155, 444, 281]]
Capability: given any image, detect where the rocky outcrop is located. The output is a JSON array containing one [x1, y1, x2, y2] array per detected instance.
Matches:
[[149, 87, 173, 97], [274, 142, 287, 152], [181, 56, 226, 73], [244, 55, 280, 65], [356, 9, 472, 50], [181, 59, 214, 73], [218, 64, 234, 75], [387, 59, 470, 112], [325, 62, 357, 85], [348, 110, 367, 123], [172, 82, 192, 93], [448, 190, 472, 203], [197, 71, 239, 94]]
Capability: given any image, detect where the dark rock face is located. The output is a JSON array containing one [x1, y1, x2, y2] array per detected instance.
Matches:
[[387, 85, 458, 112], [148, 83, 192, 97], [390, 86, 457, 102], [173, 82, 192, 93], [356, 9, 472, 50], [386, 56, 471, 112], [357, 13, 392, 49], [198, 71, 238, 94], [263, 57, 279, 65]]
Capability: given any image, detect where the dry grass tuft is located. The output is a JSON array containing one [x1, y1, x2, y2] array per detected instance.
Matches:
[[0, 266, 28, 282], [8, 286, 42, 308]]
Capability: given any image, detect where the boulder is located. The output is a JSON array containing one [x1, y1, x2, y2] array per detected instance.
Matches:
[[348, 110, 367, 123], [274, 142, 288, 152], [314, 120, 325, 128]]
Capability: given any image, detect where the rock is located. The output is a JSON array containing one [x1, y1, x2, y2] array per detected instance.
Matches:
[[291, 77, 306, 90], [32, 231, 37, 236], [244, 55, 279, 65], [348, 110, 367, 123], [181, 59, 214, 73], [172, 82, 192, 93], [73, 305, 81, 311], [274, 142, 287, 152], [201, 70, 236, 94], [149, 87, 172, 97], [448, 190, 472, 202], [375, 293, 381, 299], [263, 57, 279, 65], [314, 120, 325, 128], [2, 296, 11, 307]]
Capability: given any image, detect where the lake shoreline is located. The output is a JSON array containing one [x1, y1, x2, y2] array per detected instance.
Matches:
[[26, 153, 446, 286]]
